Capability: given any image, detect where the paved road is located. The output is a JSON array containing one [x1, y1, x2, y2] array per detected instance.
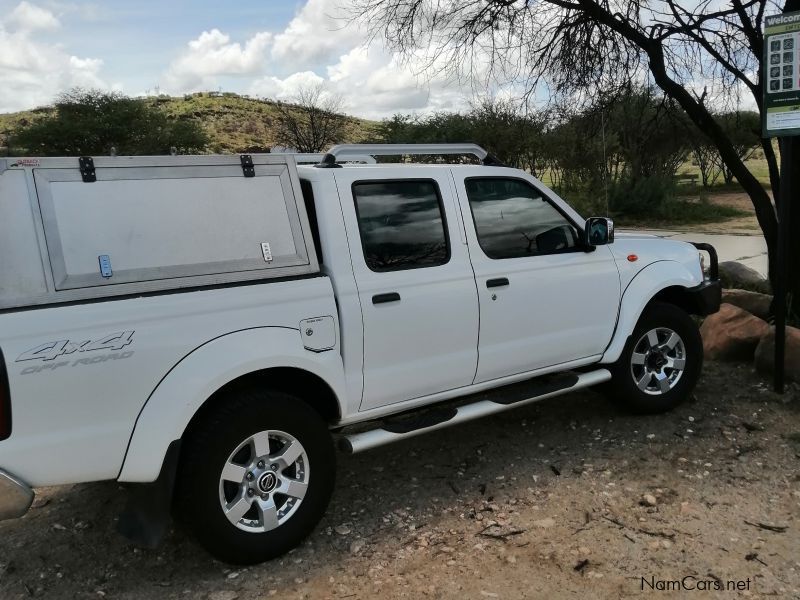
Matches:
[[630, 230, 768, 276]]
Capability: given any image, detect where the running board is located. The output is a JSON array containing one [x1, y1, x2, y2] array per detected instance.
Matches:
[[339, 368, 611, 454]]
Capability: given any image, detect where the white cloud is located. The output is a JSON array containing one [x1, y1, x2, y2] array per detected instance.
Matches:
[[0, 3, 108, 113], [249, 70, 325, 100], [7, 1, 60, 31], [271, 0, 364, 67], [249, 44, 472, 119], [164, 29, 273, 92], [322, 46, 478, 118]]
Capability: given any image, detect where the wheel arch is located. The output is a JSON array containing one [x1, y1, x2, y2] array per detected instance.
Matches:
[[650, 285, 708, 316], [601, 261, 702, 364], [118, 327, 346, 483], [184, 366, 341, 440]]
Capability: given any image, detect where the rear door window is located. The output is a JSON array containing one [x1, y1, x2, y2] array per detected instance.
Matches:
[[352, 180, 450, 272]]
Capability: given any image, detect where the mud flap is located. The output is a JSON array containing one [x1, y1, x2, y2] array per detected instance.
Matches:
[[117, 440, 181, 548]]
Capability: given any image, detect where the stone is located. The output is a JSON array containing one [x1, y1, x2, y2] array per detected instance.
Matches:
[[335, 525, 352, 536], [533, 517, 556, 528], [209, 592, 238, 600], [700, 303, 770, 361], [718, 261, 770, 293], [754, 326, 800, 383], [640, 494, 657, 507], [721, 289, 772, 320]]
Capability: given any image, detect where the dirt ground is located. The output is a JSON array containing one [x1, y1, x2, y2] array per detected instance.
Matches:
[[1, 361, 799, 600]]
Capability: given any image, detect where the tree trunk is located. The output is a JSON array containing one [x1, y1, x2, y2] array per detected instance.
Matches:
[[645, 46, 779, 287]]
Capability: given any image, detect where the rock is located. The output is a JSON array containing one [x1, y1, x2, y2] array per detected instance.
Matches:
[[640, 494, 657, 507], [533, 517, 555, 528], [754, 326, 800, 383], [721, 289, 772, 320], [700, 303, 770, 361], [718, 261, 770, 293], [209, 592, 238, 600], [350, 539, 365, 555], [335, 525, 352, 536]]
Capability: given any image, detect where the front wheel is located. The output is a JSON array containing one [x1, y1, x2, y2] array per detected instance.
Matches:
[[607, 302, 703, 414], [174, 389, 335, 564]]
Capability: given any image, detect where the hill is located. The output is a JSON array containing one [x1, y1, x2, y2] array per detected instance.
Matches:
[[0, 92, 382, 155]]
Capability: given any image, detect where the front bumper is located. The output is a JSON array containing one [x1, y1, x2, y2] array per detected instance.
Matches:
[[686, 280, 722, 316], [0, 469, 34, 521], [688, 242, 721, 316]]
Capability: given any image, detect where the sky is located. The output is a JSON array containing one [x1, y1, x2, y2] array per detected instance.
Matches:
[[0, 0, 493, 118]]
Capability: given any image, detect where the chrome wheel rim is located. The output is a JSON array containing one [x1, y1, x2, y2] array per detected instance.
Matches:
[[218, 429, 309, 533], [629, 327, 686, 396]]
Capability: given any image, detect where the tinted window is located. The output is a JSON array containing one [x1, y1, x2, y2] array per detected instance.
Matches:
[[299, 179, 322, 265], [465, 178, 580, 259], [353, 180, 449, 271]]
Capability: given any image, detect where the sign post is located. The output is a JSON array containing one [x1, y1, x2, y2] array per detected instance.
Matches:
[[763, 10, 800, 393]]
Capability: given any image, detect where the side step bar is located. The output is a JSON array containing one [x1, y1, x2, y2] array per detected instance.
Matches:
[[339, 368, 611, 454]]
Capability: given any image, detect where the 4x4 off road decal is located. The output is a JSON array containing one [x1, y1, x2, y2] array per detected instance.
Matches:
[[16, 331, 135, 362]]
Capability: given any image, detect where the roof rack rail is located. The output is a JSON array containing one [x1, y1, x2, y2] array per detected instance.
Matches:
[[314, 144, 504, 167], [273, 152, 376, 165]]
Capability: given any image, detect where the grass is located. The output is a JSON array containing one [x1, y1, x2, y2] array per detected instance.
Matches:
[[614, 198, 748, 229], [567, 196, 749, 229], [677, 144, 777, 189]]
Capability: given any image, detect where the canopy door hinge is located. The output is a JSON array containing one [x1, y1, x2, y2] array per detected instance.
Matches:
[[240, 155, 255, 177], [79, 156, 96, 183]]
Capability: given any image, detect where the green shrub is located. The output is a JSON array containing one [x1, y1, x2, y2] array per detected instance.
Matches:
[[607, 175, 676, 217], [10, 88, 208, 156]]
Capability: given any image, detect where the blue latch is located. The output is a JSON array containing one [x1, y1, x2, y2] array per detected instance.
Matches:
[[98, 255, 113, 278]]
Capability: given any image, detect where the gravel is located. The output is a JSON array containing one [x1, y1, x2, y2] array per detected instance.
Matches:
[[1, 361, 798, 599]]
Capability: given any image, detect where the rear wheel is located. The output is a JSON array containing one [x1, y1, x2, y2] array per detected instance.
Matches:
[[174, 389, 335, 564], [608, 302, 702, 414]]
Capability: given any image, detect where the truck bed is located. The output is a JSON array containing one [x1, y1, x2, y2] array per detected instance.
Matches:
[[0, 275, 338, 486]]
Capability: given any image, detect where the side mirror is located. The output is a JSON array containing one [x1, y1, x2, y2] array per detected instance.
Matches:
[[585, 217, 614, 247]]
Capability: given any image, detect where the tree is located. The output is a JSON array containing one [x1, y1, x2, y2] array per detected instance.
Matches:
[[467, 98, 550, 175], [688, 111, 762, 188], [10, 88, 208, 156], [688, 135, 724, 188], [274, 85, 347, 153], [380, 98, 548, 171], [567, 85, 690, 187], [717, 111, 762, 185], [354, 0, 800, 315]]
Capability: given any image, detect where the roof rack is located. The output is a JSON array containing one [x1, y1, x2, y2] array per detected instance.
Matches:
[[314, 144, 504, 168], [273, 152, 376, 164]]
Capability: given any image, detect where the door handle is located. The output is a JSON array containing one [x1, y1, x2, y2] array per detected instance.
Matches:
[[372, 292, 401, 304], [486, 277, 509, 288]]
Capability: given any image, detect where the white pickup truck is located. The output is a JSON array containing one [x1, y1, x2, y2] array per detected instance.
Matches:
[[0, 144, 720, 564]]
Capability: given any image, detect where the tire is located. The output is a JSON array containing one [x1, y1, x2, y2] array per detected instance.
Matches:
[[174, 389, 335, 564], [607, 301, 703, 414]]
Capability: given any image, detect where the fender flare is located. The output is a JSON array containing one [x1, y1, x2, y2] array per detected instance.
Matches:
[[118, 327, 346, 482], [601, 261, 700, 364]]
